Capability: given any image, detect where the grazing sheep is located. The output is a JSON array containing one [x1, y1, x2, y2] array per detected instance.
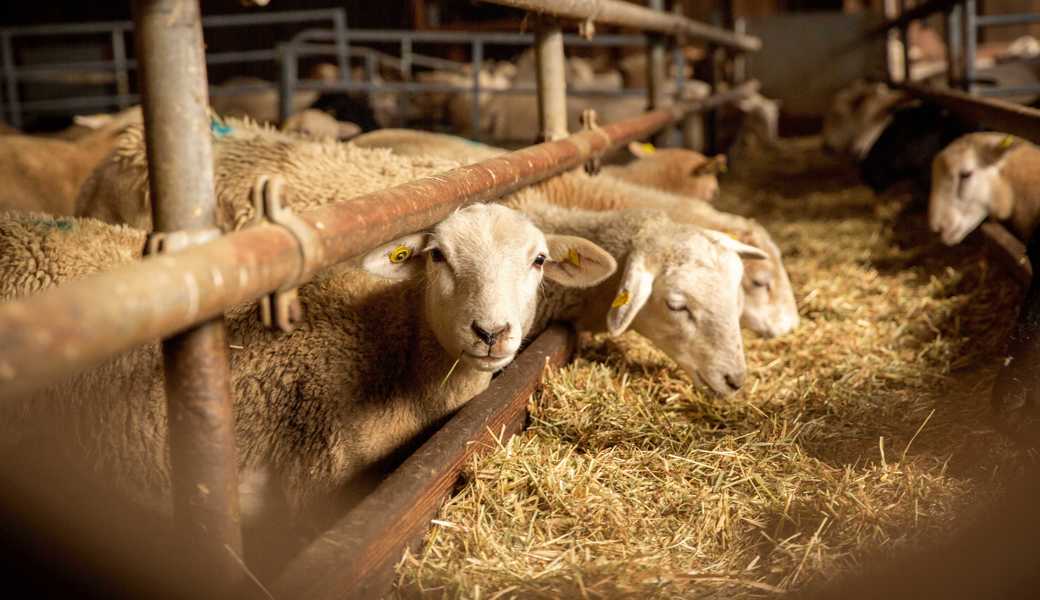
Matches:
[[1, 205, 614, 522], [515, 197, 767, 395], [860, 103, 976, 196], [0, 113, 139, 217], [352, 129, 800, 338], [76, 118, 461, 231], [604, 141, 726, 202], [280, 109, 361, 141], [822, 79, 907, 159], [929, 133, 1040, 245]]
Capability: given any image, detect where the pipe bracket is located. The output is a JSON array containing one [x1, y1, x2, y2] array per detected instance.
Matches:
[[580, 109, 602, 175], [250, 175, 325, 332]]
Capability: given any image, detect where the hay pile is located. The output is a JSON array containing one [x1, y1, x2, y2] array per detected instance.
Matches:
[[393, 138, 1026, 598]]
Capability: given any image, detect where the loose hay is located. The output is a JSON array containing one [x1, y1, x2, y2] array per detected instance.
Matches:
[[393, 138, 1026, 598]]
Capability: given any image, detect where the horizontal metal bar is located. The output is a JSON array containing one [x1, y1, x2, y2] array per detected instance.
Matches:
[[862, 0, 962, 40], [291, 28, 647, 46], [291, 79, 651, 97], [477, 0, 760, 51], [975, 13, 1040, 27], [0, 8, 343, 37], [273, 323, 576, 600], [898, 82, 1040, 144], [975, 85, 1040, 98], [0, 80, 757, 401]]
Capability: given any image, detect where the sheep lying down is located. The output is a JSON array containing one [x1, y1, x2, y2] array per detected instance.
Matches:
[[0, 206, 615, 526], [929, 133, 1040, 246], [351, 128, 799, 339]]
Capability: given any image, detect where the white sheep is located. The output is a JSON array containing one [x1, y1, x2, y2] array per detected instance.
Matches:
[[514, 196, 767, 395], [605, 141, 727, 202], [0, 110, 140, 217], [351, 129, 800, 338], [76, 118, 461, 231], [929, 132, 1040, 245], [280, 109, 361, 141], [0, 205, 614, 523]]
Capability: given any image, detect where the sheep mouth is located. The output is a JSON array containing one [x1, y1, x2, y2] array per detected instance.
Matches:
[[462, 351, 515, 372]]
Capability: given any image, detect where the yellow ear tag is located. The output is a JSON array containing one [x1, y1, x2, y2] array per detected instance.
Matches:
[[567, 247, 582, 267], [388, 245, 412, 264], [641, 143, 656, 154], [612, 290, 631, 308], [1000, 135, 1015, 149], [718, 161, 728, 174]]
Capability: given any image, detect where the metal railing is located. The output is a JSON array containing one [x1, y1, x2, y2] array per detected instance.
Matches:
[[0, 8, 350, 128], [0, 0, 758, 595]]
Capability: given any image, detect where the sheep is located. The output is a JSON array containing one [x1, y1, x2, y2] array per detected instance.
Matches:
[[280, 109, 361, 141], [929, 133, 1040, 246], [76, 118, 461, 231], [1, 205, 615, 524], [604, 141, 726, 202], [0, 112, 140, 217], [351, 129, 800, 338], [210, 62, 340, 125], [514, 196, 767, 395], [822, 79, 907, 159]]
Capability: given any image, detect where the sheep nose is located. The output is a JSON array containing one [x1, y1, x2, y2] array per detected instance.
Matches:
[[471, 321, 509, 347], [724, 371, 745, 391]]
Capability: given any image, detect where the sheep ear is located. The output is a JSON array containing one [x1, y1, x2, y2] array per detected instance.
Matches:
[[693, 154, 728, 176], [702, 229, 769, 261], [981, 134, 1021, 166], [337, 121, 361, 140], [606, 254, 655, 336], [544, 235, 617, 288], [628, 141, 656, 158], [360, 233, 429, 280]]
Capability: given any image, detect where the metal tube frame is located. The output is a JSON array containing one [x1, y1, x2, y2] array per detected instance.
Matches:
[[646, 0, 669, 147], [533, 18, 568, 142], [131, 0, 242, 590]]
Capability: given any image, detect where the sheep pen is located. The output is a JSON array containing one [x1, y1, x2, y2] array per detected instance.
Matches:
[[391, 137, 1025, 598]]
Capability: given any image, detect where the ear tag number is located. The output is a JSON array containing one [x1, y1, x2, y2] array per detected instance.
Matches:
[[388, 245, 412, 264], [567, 247, 582, 267], [612, 290, 631, 308]]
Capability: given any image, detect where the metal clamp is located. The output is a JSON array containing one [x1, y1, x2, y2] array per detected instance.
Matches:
[[578, 19, 596, 40], [580, 109, 602, 176], [250, 175, 325, 332]]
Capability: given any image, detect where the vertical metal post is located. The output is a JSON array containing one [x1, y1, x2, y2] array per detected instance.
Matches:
[[732, 18, 748, 84], [278, 42, 298, 123], [533, 18, 568, 142], [333, 9, 350, 82], [131, 0, 243, 591], [646, 0, 669, 146], [946, 4, 963, 88], [899, 0, 911, 82], [704, 43, 720, 153], [964, 0, 977, 93], [111, 29, 131, 110], [399, 37, 412, 129], [471, 39, 484, 139], [1, 33, 21, 130]]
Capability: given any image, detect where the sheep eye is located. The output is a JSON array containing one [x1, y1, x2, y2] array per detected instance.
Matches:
[[958, 170, 972, 181], [430, 248, 446, 263], [667, 301, 696, 323], [752, 278, 771, 290], [532, 253, 547, 268]]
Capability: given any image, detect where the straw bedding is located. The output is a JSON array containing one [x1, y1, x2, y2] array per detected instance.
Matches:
[[392, 138, 1027, 598]]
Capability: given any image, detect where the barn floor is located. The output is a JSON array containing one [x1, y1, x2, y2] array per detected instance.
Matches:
[[392, 137, 1028, 598]]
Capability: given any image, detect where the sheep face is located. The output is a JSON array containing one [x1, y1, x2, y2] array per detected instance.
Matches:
[[605, 228, 767, 396], [626, 143, 725, 202], [364, 203, 615, 373], [735, 226, 799, 338], [822, 81, 902, 159], [929, 133, 1019, 245]]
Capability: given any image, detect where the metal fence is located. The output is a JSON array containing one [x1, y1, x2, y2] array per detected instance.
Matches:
[[0, 0, 758, 596]]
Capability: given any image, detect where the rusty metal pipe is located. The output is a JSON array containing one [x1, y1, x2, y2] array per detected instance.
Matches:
[[898, 82, 1040, 144], [534, 18, 568, 142], [0, 80, 759, 403], [646, 0, 668, 146], [480, 0, 761, 52], [132, 0, 243, 589]]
